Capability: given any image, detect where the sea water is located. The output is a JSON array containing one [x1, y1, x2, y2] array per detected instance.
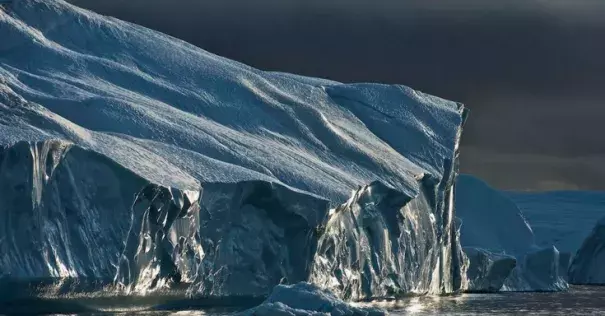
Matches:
[[2, 286, 603, 315]]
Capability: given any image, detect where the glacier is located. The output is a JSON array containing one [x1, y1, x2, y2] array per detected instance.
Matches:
[[568, 217, 605, 285], [0, 0, 468, 302], [455, 175, 568, 292]]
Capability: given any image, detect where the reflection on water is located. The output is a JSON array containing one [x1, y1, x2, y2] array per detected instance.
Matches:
[[1, 285, 604, 315], [354, 285, 605, 315]]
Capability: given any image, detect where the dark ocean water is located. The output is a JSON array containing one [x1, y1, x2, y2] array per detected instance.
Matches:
[[2, 285, 604, 315]]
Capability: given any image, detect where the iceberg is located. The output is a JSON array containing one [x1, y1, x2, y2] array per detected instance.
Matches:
[[500, 246, 568, 292], [455, 175, 568, 291], [0, 0, 468, 300], [568, 217, 605, 285], [239, 282, 386, 316], [507, 191, 605, 254]]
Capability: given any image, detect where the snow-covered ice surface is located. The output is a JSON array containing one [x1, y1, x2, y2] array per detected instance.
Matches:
[[239, 282, 386, 316], [0, 0, 468, 300], [569, 217, 605, 285], [455, 175, 568, 292]]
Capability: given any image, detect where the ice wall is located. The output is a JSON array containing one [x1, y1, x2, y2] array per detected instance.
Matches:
[[0, 140, 201, 297], [310, 178, 465, 300]]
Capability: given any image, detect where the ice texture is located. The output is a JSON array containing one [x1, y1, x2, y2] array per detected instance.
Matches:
[[568, 217, 605, 285], [239, 282, 386, 316], [456, 175, 568, 291], [310, 179, 464, 300], [0, 0, 468, 299], [190, 181, 330, 297], [464, 248, 516, 293]]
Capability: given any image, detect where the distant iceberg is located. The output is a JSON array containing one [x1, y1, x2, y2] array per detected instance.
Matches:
[[507, 191, 605, 255], [569, 217, 605, 285], [0, 0, 468, 300], [456, 175, 568, 292]]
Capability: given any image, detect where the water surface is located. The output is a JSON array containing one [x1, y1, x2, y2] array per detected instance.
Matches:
[[2, 285, 603, 315]]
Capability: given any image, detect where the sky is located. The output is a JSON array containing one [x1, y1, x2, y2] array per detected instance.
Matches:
[[68, 0, 605, 190]]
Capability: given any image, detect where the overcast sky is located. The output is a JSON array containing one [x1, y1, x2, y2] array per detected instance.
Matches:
[[69, 0, 605, 190]]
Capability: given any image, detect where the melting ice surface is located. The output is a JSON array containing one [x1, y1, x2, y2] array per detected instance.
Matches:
[[0, 0, 468, 305]]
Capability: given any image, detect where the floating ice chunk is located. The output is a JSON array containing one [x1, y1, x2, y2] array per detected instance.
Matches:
[[310, 180, 467, 300], [501, 246, 568, 292], [239, 282, 386, 316]]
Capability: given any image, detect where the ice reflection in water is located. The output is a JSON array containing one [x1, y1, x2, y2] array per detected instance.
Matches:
[[355, 285, 605, 315], [2, 285, 605, 315]]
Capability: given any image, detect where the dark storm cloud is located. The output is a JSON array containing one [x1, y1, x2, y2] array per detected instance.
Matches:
[[68, 0, 605, 189]]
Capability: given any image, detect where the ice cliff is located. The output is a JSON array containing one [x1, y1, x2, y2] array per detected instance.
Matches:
[[455, 175, 568, 292], [0, 0, 468, 300], [569, 217, 605, 285]]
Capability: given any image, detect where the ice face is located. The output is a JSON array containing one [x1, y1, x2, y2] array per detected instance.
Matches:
[[0, 0, 468, 299], [0, 140, 466, 300], [464, 248, 516, 293], [190, 181, 330, 297], [309, 180, 467, 300], [456, 175, 568, 291], [569, 217, 605, 285]]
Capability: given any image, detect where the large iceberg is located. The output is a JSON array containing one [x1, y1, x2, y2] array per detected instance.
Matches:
[[568, 217, 605, 285], [455, 174, 568, 292], [0, 0, 468, 300]]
